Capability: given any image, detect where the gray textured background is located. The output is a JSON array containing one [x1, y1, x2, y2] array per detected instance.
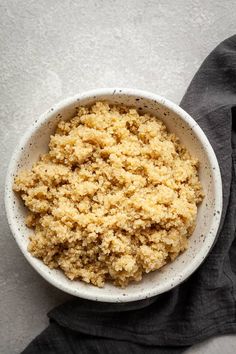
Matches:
[[1, 0, 236, 353]]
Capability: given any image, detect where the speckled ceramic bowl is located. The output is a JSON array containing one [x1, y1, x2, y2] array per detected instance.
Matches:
[[5, 88, 222, 302]]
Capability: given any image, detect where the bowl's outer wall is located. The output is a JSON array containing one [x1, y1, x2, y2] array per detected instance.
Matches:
[[5, 89, 222, 302]]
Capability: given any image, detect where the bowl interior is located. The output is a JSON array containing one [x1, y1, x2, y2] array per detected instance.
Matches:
[[5, 89, 222, 302]]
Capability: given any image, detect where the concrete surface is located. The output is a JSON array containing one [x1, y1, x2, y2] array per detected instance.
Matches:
[[0, 0, 236, 353]]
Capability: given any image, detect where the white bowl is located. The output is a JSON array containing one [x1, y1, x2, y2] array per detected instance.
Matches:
[[5, 88, 222, 302]]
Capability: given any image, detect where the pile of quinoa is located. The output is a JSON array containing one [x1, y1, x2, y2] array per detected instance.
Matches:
[[13, 102, 203, 287]]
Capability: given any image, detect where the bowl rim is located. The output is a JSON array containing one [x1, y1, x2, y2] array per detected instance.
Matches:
[[4, 88, 223, 302]]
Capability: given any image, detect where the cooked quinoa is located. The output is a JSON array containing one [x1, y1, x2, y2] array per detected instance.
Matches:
[[13, 102, 203, 287]]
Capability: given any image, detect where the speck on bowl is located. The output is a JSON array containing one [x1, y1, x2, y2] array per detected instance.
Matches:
[[5, 88, 222, 302]]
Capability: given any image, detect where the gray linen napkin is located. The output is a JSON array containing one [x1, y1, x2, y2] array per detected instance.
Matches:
[[22, 35, 236, 353]]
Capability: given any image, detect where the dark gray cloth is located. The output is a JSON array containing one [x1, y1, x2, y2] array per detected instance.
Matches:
[[22, 35, 236, 354]]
